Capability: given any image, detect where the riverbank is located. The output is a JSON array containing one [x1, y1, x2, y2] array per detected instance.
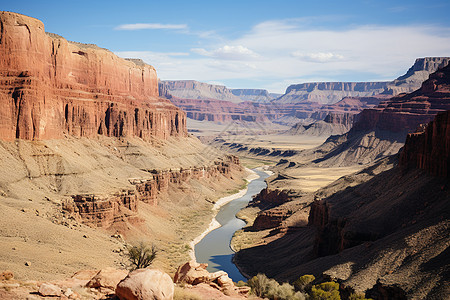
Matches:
[[188, 167, 259, 260]]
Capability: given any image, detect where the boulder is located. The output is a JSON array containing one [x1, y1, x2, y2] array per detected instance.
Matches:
[[115, 269, 174, 300], [38, 283, 62, 297], [174, 260, 228, 285], [86, 267, 128, 291]]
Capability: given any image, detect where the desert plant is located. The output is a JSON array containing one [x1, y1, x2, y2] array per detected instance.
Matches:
[[247, 273, 271, 297], [310, 281, 341, 300], [125, 241, 157, 270], [349, 293, 372, 300], [294, 274, 315, 292], [236, 280, 247, 287], [247, 273, 306, 300]]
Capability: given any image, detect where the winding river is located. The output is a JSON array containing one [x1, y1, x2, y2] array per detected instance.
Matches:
[[195, 168, 270, 282]]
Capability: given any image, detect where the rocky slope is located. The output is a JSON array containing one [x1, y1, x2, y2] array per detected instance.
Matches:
[[234, 110, 450, 299], [0, 11, 186, 141], [285, 112, 354, 137]]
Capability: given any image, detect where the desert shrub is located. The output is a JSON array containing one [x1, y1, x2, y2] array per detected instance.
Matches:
[[349, 293, 372, 300], [125, 241, 157, 270], [173, 286, 202, 300], [247, 273, 306, 300], [310, 281, 341, 300], [267, 282, 306, 300], [294, 274, 315, 292], [236, 280, 247, 287], [247, 273, 271, 297]]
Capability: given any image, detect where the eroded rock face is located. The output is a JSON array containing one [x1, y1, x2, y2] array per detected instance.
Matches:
[[0, 11, 186, 141], [352, 64, 450, 135], [63, 155, 241, 228], [400, 110, 449, 177]]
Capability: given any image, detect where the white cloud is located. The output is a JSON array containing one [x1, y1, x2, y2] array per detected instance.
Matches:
[[115, 19, 450, 93], [291, 52, 344, 63], [115, 23, 187, 30], [191, 45, 261, 61]]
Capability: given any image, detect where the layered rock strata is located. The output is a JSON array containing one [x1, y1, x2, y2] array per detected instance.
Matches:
[[63, 155, 241, 228], [0, 11, 186, 141], [400, 110, 449, 177]]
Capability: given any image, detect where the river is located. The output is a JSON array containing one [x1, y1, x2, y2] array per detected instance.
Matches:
[[195, 168, 270, 282]]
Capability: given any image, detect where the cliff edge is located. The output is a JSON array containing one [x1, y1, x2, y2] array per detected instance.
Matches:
[[0, 11, 186, 141]]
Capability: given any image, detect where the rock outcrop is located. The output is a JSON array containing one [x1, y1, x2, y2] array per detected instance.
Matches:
[[63, 155, 241, 228], [116, 269, 174, 300], [174, 260, 248, 297], [400, 110, 449, 177], [0, 11, 186, 141]]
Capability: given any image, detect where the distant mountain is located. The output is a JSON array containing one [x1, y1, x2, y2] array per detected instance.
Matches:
[[275, 57, 450, 106], [159, 80, 243, 103], [231, 89, 281, 102], [276, 81, 389, 105], [301, 63, 450, 166]]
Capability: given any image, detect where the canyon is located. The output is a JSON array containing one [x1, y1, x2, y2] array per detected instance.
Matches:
[[230, 67, 450, 298], [0, 9, 449, 300]]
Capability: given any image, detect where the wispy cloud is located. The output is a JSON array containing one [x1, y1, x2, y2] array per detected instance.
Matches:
[[291, 52, 344, 63], [115, 23, 187, 30], [191, 45, 261, 61]]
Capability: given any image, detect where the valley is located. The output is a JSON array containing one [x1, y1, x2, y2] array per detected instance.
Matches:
[[0, 8, 449, 300]]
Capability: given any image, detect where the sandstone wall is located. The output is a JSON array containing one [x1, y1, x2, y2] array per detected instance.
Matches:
[[400, 110, 449, 177], [0, 11, 186, 141]]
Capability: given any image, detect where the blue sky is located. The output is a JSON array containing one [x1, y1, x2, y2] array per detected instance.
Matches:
[[3, 0, 450, 93]]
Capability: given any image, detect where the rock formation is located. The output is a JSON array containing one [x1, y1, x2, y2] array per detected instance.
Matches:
[[116, 269, 174, 300], [0, 11, 186, 141], [63, 155, 241, 228], [277, 81, 389, 105], [286, 112, 355, 136], [400, 110, 449, 177]]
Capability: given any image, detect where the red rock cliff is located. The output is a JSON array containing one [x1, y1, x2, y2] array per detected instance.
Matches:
[[0, 11, 186, 141], [352, 64, 450, 135], [400, 110, 450, 177]]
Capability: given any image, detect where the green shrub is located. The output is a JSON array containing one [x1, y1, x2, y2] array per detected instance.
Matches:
[[294, 274, 315, 292], [247, 273, 306, 300], [310, 281, 341, 300], [125, 241, 157, 270], [349, 293, 372, 300], [236, 280, 247, 287]]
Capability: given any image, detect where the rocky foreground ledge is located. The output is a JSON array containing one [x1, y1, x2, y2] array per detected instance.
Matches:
[[0, 260, 253, 299]]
